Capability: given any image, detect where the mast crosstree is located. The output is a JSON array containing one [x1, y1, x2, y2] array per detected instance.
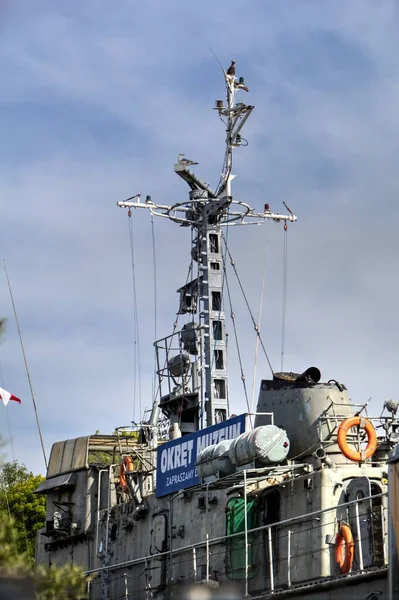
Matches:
[[118, 62, 297, 432]]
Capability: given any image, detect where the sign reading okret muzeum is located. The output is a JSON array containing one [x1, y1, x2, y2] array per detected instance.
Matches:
[[156, 414, 247, 497]]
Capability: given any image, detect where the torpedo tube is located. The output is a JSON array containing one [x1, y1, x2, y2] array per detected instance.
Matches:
[[196, 424, 290, 478], [229, 425, 290, 467]]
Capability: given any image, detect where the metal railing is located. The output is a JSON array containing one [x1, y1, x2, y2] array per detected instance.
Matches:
[[89, 490, 388, 598]]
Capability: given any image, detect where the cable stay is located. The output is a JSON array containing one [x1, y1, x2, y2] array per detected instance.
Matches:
[[221, 232, 275, 376], [223, 263, 252, 425], [250, 240, 268, 413], [3, 260, 48, 471], [281, 221, 289, 372], [127, 213, 142, 422], [150, 214, 158, 407]]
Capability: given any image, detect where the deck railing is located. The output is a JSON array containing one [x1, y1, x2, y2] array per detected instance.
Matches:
[[89, 488, 388, 599]]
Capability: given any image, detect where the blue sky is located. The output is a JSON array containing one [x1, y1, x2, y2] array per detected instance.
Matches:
[[1, 1, 399, 475]]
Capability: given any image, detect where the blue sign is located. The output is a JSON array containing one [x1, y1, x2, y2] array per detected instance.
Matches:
[[156, 414, 246, 497]]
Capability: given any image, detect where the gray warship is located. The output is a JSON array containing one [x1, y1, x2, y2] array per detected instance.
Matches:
[[35, 64, 398, 600]]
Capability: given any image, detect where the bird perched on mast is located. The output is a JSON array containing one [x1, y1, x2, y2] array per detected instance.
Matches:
[[177, 153, 198, 166], [226, 60, 236, 76]]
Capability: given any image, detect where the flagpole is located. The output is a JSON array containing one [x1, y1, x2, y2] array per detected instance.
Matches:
[[3, 260, 48, 471]]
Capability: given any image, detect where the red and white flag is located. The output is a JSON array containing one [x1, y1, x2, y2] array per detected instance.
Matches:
[[0, 387, 21, 406]]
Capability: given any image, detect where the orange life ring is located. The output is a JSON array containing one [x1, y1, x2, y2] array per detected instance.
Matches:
[[337, 416, 377, 462], [335, 524, 354, 574], [119, 456, 134, 492]]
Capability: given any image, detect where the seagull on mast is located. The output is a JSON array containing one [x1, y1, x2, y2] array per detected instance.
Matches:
[[177, 153, 198, 166], [226, 61, 236, 76]]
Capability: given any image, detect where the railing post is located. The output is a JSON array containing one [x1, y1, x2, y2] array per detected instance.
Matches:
[[105, 466, 113, 555], [206, 533, 210, 584], [244, 470, 249, 597], [192, 547, 197, 582], [144, 559, 150, 600], [206, 483, 210, 585], [267, 527, 274, 592], [124, 573, 128, 600], [355, 501, 364, 572], [287, 529, 292, 587]]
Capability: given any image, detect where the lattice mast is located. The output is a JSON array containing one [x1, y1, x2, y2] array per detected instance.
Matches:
[[117, 62, 296, 431]]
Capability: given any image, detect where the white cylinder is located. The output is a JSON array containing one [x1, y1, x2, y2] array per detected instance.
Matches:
[[229, 425, 289, 467], [196, 439, 235, 478]]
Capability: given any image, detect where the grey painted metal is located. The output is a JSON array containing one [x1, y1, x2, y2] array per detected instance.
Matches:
[[255, 381, 355, 458]]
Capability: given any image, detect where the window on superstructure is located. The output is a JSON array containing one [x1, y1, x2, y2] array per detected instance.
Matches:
[[213, 320, 223, 340], [214, 379, 226, 399], [212, 291, 221, 311], [209, 234, 219, 254], [214, 349, 224, 370]]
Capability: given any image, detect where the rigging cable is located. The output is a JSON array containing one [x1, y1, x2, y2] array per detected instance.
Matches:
[[281, 222, 288, 372], [150, 214, 158, 405], [127, 212, 142, 422], [223, 263, 251, 421], [221, 234, 274, 376], [151, 215, 158, 342], [250, 240, 268, 413], [3, 260, 48, 470]]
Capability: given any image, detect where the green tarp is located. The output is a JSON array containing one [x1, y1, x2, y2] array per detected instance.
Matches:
[[225, 496, 259, 580]]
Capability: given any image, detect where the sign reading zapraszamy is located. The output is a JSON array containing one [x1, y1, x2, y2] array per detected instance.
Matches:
[[156, 414, 247, 497]]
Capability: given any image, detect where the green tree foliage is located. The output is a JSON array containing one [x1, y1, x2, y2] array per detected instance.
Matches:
[[34, 564, 89, 600], [0, 470, 90, 598], [0, 510, 90, 598], [0, 461, 46, 560], [0, 510, 28, 576]]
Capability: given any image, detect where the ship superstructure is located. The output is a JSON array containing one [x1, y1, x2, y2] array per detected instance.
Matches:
[[34, 64, 397, 600]]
